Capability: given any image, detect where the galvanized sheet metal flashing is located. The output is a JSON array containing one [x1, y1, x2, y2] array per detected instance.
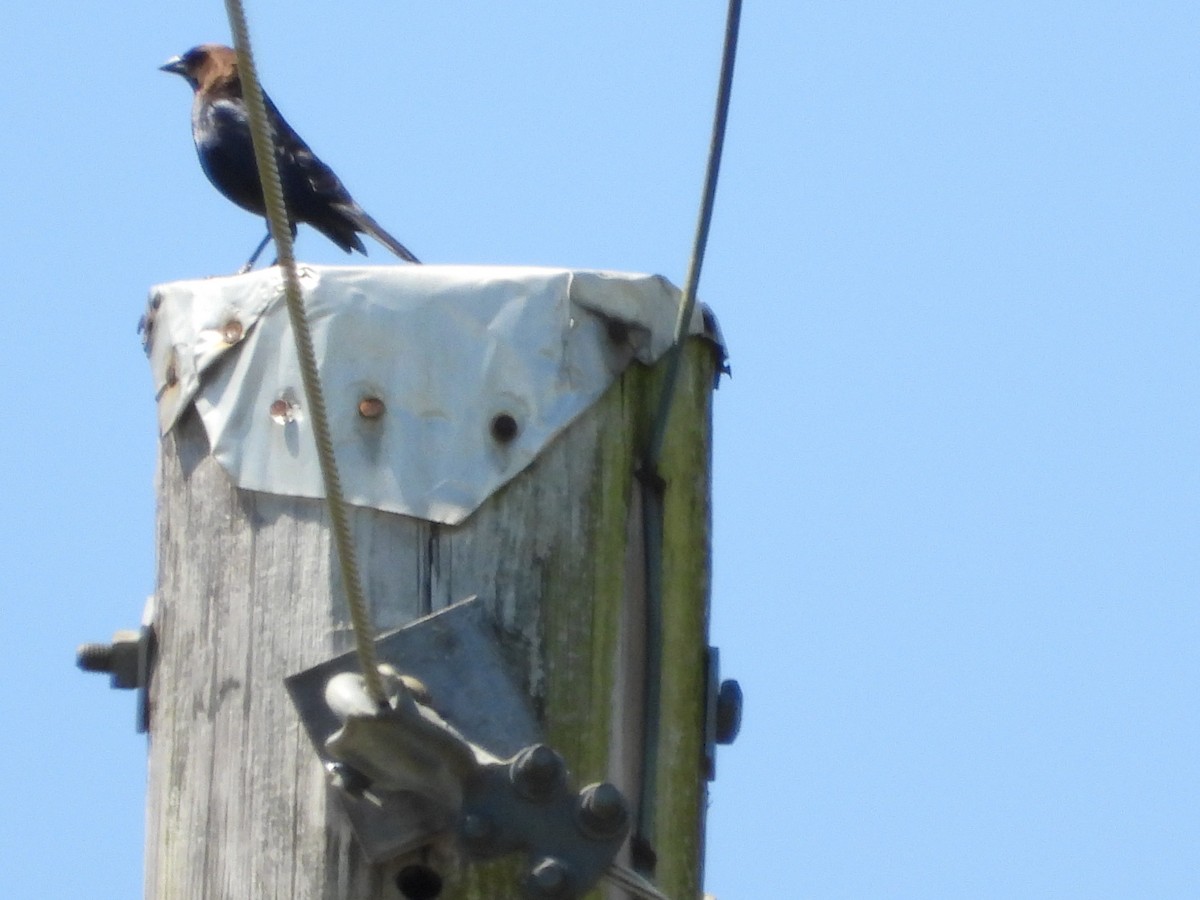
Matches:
[[146, 265, 712, 525]]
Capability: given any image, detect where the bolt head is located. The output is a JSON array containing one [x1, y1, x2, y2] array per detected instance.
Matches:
[[326, 761, 371, 797], [577, 782, 628, 840], [510, 744, 565, 802], [524, 857, 570, 898], [715, 679, 743, 745]]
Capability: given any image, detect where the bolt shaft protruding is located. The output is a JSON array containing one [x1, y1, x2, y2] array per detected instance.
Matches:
[[77, 642, 115, 673]]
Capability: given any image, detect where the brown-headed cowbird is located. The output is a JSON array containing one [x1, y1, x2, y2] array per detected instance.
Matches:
[[161, 44, 420, 268]]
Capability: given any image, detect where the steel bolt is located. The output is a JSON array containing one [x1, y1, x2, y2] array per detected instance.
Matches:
[[76, 630, 140, 689], [510, 744, 565, 802], [524, 857, 570, 898], [576, 781, 628, 840]]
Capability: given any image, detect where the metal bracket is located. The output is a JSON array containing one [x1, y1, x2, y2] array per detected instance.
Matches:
[[286, 596, 633, 898]]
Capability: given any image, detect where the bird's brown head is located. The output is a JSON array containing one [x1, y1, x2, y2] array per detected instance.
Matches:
[[160, 44, 240, 95]]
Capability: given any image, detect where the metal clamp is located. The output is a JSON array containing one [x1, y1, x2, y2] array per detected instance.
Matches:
[[287, 596, 635, 899]]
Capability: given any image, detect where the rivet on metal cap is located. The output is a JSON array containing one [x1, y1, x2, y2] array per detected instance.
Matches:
[[270, 397, 298, 424], [605, 319, 630, 345], [221, 319, 244, 343]]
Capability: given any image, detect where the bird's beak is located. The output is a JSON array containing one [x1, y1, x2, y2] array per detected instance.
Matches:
[[160, 55, 186, 76]]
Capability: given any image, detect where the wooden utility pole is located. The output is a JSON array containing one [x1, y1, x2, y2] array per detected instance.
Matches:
[[142, 266, 721, 899]]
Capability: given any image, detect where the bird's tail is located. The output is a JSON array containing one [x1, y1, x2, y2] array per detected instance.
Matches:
[[342, 205, 421, 263]]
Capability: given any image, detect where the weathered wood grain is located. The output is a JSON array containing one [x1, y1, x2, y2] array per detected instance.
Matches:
[[145, 341, 716, 899]]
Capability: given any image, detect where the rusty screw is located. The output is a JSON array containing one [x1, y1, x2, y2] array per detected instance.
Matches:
[[325, 761, 371, 797], [358, 396, 386, 419], [221, 319, 244, 343]]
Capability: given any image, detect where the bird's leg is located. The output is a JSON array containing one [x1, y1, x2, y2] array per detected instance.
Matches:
[[238, 229, 273, 274]]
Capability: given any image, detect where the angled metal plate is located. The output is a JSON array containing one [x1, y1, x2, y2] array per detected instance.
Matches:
[[147, 265, 719, 525], [285, 596, 541, 861]]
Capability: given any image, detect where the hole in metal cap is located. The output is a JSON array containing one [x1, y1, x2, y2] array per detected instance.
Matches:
[[605, 319, 630, 345], [395, 864, 443, 900], [269, 397, 298, 424], [490, 413, 518, 444]]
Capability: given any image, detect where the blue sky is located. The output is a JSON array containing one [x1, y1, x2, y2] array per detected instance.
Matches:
[[2, 2, 1197, 897]]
